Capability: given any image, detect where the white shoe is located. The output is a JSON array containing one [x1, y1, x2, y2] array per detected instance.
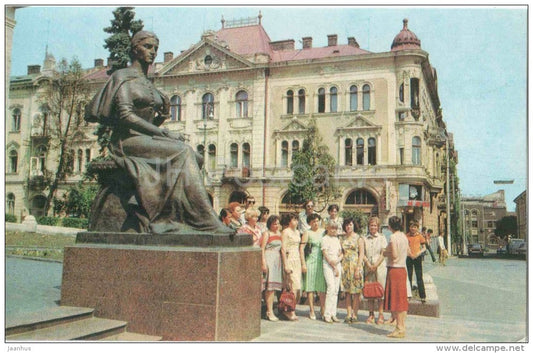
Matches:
[[324, 317, 333, 323], [331, 316, 340, 323]]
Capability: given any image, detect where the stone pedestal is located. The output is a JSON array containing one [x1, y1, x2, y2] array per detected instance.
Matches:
[[60, 243, 262, 341]]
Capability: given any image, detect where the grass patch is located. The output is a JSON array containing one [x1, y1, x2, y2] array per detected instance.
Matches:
[[5, 231, 76, 261]]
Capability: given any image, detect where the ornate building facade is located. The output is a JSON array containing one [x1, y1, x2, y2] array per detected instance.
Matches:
[[461, 190, 508, 247], [7, 14, 458, 233]]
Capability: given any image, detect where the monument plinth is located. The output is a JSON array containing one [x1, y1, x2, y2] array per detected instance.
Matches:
[[61, 241, 261, 341]]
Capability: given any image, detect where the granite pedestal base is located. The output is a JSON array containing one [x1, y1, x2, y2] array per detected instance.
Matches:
[[60, 243, 262, 341]]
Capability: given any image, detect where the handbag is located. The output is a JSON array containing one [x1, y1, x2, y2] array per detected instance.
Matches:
[[278, 289, 296, 312], [363, 281, 384, 299], [304, 242, 312, 257]]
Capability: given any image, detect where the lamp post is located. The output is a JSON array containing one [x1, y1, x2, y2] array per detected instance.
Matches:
[[445, 135, 452, 255]]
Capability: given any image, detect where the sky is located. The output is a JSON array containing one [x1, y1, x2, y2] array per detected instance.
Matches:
[[8, 4, 528, 211]]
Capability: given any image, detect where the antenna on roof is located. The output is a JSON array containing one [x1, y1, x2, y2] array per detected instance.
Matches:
[[221, 15, 225, 29], [258, 10, 262, 25]]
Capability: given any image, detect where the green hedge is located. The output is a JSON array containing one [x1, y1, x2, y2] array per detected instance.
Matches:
[[5, 214, 17, 223], [37, 216, 61, 226], [61, 217, 88, 229]]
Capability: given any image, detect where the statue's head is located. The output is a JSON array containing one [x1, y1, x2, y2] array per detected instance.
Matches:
[[130, 31, 160, 63]]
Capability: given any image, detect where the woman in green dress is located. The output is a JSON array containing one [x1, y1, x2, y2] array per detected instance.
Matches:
[[301, 213, 326, 320], [341, 218, 365, 323]]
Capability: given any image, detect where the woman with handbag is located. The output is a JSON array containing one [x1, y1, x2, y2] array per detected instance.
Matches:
[[340, 218, 365, 323], [383, 216, 410, 338], [261, 215, 283, 321], [363, 217, 388, 324], [301, 213, 326, 320], [281, 213, 303, 321]]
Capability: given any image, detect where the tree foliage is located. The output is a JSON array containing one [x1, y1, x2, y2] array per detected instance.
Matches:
[[53, 182, 99, 218], [495, 216, 518, 239], [38, 57, 92, 215], [103, 7, 144, 75], [287, 120, 340, 212]]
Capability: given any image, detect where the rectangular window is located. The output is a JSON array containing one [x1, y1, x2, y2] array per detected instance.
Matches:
[[399, 148, 404, 165]]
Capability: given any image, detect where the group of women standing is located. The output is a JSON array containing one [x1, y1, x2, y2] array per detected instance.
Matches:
[[222, 200, 412, 338]]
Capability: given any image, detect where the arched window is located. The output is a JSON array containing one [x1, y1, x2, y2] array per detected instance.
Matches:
[[30, 195, 47, 217], [318, 88, 325, 113], [399, 83, 404, 103], [66, 149, 75, 173], [350, 85, 358, 111], [170, 95, 181, 121], [85, 148, 91, 165], [298, 89, 306, 114], [77, 149, 83, 172], [230, 143, 239, 168], [281, 140, 289, 167], [286, 90, 294, 114], [292, 140, 300, 161], [368, 138, 376, 165], [34, 145, 48, 174], [412, 136, 421, 165], [410, 78, 419, 109], [363, 84, 371, 110], [208, 144, 216, 171], [197, 145, 205, 160], [202, 93, 214, 120], [9, 150, 18, 173], [242, 142, 251, 168], [345, 189, 378, 216], [330, 87, 338, 112], [12, 108, 21, 132], [345, 138, 353, 166], [7, 193, 15, 215], [236, 90, 248, 118], [356, 138, 364, 165]]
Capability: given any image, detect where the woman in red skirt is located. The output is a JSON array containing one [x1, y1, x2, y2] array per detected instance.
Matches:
[[383, 216, 411, 338]]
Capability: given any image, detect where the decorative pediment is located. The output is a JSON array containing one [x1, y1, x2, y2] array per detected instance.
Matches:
[[273, 117, 309, 139], [158, 40, 254, 76], [72, 130, 91, 141], [6, 141, 20, 150], [335, 114, 381, 136]]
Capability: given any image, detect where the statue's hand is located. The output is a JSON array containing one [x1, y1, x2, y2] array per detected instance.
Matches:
[[162, 128, 185, 142]]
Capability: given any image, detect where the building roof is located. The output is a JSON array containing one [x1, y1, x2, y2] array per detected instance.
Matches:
[[271, 44, 370, 62], [391, 18, 421, 51], [215, 24, 273, 57]]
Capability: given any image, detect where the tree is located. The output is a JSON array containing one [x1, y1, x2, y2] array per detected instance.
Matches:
[[38, 57, 92, 215], [287, 120, 341, 212], [495, 216, 518, 239], [53, 182, 99, 218], [103, 7, 144, 75]]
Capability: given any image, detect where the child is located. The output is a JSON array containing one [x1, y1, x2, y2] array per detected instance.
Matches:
[[321, 220, 343, 323]]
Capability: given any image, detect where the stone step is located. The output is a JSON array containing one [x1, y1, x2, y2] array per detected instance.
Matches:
[[6, 306, 95, 336], [6, 317, 127, 341], [101, 332, 163, 341]]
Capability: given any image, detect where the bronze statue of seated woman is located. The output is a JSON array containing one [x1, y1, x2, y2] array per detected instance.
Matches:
[[85, 31, 234, 237]]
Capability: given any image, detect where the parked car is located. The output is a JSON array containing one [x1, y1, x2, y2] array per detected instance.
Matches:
[[509, 239, 526, 255], [468, 243, 484, 256], [496, 246, 507, 255], [516, 242, 527, 255]]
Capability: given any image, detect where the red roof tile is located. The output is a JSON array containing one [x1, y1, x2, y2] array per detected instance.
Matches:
[[216, 25, 273, 56], [271, 44, 370, 62]]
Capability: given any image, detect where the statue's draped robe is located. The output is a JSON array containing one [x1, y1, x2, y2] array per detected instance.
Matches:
[[86, 68, 230, 234]]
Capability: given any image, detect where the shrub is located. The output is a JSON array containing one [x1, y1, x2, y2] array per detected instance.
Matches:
[[37, 216, 60, 226], [61, 217, 88, 229], [340, 209, 368, 233], [5, 214, 17, 223]]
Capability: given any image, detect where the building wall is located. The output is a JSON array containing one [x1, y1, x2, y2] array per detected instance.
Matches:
[[514, 191, 527, 241], [7, 21, 455, 235]]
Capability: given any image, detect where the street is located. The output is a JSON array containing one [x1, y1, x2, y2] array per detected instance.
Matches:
[[5, 255, 527, 342]]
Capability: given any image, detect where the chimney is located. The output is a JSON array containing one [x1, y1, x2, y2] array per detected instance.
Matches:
[[348, 37, 360, 48], [270, 39, 295, 51], [164, 52, 174, 63], [94, 58, 104, 67], [27, 65, 41, 75], [327, 34, 338, 47], [302, 36, 312, 49]]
